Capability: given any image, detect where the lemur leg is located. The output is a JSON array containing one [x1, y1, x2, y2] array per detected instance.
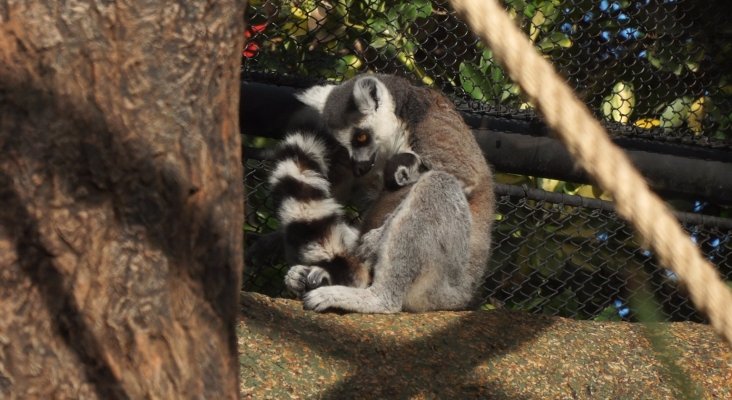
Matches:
[[354, 224, 385, 266], [301, 211, 409, 313], [303, 171, 472, 313], [302, 284, 402, 313]]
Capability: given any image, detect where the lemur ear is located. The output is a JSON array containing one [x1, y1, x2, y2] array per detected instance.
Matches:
[[353, 76, 382, 114], [295, 84, 335, 113]]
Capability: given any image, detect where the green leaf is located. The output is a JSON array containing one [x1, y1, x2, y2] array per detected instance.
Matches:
[[523, 4, 537, 19], [459, 61, 493, 102], [399, 4, 418, 23], [536, 0, 559, 27], [687, 97, 706, 134], [520, 296, 546, 311], [336, 54, 363, 79], [647, 51, 663, 70], [490, 66, 504, 89], [659, 97, 693, 129], [478, 49, 494, 73], [413, 0, 432, 19], [601, 81, 636, 124], [368, 18, 388, 34], [500, 83, 520, 102], [529, 10, 546, 42], [402, 38, 416, 54], [594, 305, 622, 321], [562, 182, 581, 195], [537, 32, 572, 52], [645, 49, 685, 76], [371, 36, 388, 49], [530, 1, 560, 42], [386, 7, 399, 24], [503, 0, 527, 11]]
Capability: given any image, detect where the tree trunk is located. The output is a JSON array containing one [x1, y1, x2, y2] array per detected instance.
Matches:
[[0, 2, 245, 398]]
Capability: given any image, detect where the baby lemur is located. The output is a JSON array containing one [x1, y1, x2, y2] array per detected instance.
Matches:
[[382, 152, 428, 191]]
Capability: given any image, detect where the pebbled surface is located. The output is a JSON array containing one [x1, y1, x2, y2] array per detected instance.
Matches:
[[239, 291, 732, 400]]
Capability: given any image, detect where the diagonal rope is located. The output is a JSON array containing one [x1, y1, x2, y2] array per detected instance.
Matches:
[[448, 0, 732, 347]]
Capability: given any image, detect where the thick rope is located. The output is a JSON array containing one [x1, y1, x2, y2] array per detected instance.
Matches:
[[449, 0, 732, 347]]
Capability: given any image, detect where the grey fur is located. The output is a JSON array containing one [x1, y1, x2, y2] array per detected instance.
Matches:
[[302, 171, 472, 312], [383, 152, 426, 191], [292, 73, 495, 313]]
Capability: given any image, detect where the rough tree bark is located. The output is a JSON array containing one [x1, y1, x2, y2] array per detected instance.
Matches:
[[0, 2, 245, 398]]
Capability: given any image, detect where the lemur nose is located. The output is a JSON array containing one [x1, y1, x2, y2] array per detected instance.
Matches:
[[353, 160, 374, 177]]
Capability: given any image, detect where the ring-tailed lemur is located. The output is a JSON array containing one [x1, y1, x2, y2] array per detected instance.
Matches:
[[342, 169, 473, 313], [271, 140, 427, 294], [275, 73, 495, 312], [266, 96, 424, 291], [269, 132, 372, 294]]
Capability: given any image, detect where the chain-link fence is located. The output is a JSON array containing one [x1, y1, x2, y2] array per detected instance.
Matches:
[[243, 152, 732, 322], [242, 0, 732, 321], [244, 0, 731, 146]]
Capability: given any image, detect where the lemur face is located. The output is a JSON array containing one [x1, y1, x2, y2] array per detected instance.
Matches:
[[349, 127, 377, 176], [383, 152, 426, 191], [296, 76, 410, 177]]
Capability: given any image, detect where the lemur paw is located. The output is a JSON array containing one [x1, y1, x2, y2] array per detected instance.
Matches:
[[302, 286, 338, 312], [284, 265, 310, 297], [306, 266, 331, 289], [284, 265, 331, 298]]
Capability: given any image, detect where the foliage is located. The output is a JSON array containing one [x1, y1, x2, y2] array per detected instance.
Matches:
[[245, 0, 731, 141], [245, 0, 434, 84], [242, 0, 732, 319], [458, 0, 572, 108]]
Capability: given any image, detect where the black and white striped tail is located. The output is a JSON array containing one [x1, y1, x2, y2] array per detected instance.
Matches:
[[269, 132, 366, 292]]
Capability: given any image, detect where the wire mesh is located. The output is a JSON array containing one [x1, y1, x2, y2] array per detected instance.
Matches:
[[244, 0, 732, 147], [486, 184, 732, 321], [243, 152, 732, 322], [241, 0, 732, 321]]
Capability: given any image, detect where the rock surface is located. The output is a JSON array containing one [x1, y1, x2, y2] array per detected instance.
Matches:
[[238, 292, 731, 399]]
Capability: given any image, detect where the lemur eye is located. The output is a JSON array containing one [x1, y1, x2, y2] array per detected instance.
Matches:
[[354, 130, 370, 145]]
